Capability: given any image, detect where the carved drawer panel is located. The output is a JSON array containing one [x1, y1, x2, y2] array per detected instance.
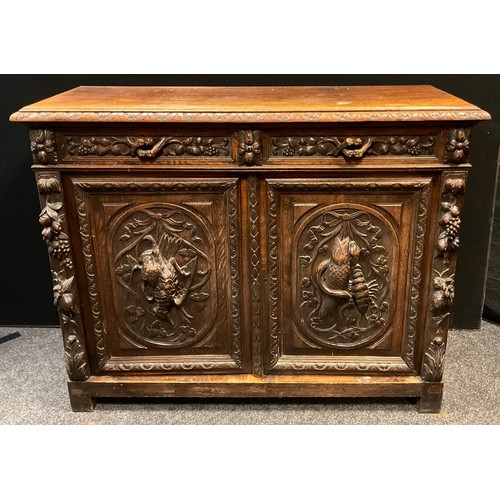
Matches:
[[270, 133, 438, 161], [59, 132, 234, 164], [69, 177, 246, 374], [31, 127, 472, 168], [265, 177, 433, 375]]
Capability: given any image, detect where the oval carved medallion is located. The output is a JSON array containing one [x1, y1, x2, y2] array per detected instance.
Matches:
[[294, 205, 398, 348], [110, 203, 215, 348]]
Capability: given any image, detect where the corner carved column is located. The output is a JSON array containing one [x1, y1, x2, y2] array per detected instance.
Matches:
[[35, 170, 90, 383], [418, 172, 467, 412]]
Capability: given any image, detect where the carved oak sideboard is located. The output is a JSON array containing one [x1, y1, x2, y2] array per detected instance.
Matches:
[[11, 85, 490, 412]]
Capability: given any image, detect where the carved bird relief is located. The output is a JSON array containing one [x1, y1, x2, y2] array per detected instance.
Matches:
[[134, 236, 196, 323]]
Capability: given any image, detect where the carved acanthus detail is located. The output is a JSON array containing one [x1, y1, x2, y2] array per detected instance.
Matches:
[[297, 208, 393, 348], [422, 336, 446, 382], [30, 129, 58, 164], [444, 128, 471, 164], [37, 176, 61, 194], [272, 135, 436, 158], [238, 130, 263, 166], [65, 135, 230, 159]]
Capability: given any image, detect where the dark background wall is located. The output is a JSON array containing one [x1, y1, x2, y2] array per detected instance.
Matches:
[[1, 74, 498, 328]]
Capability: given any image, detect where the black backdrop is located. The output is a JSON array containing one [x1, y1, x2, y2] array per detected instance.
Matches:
[[1, 74, 499, 327]]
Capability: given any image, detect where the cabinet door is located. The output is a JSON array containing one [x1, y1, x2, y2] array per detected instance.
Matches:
[[264, 177, 434, 375], [68, 176, 246, 374]]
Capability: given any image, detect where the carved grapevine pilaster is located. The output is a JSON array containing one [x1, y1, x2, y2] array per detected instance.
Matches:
[[36, 173, 89, 381], [30, 130, 58, 164], [444, 128, 471, 164], [238, 130, 263, 166], [421, 172, 466, 382]]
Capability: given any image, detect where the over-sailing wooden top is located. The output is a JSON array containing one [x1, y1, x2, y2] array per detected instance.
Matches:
[[10, 85, 491, 124]]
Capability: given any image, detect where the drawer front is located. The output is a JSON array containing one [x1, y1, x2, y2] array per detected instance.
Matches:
[[68, 176, 247, 374], [37, 125, 467, 168], [264, 176, 435, 375]]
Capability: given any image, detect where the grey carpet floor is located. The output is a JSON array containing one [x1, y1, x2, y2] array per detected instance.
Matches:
[[1, 321, 499, 424]]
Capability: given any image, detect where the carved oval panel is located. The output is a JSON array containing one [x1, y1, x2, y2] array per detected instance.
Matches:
[[109, 203, 216, 348], [293, 204, 398, 349]]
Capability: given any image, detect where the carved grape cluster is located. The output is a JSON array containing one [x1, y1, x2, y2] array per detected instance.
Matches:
[[438, 202, 461, 253], [39, 203, 72, 265], [51, 239, 71, 261], [437, 177, 465, 257], [202, 145, 220, 156]]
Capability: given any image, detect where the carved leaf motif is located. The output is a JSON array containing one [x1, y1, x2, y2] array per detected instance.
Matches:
[[60, 276, 74, 294], [421, 337, 446, 381], [65, 334, 88, 381], [444, 178, 465, 195], [37, 177, 61, 194], [125, 304, 145, 324], [45, 205, 59, 220]]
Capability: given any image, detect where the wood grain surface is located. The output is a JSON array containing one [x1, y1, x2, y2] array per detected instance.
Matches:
[[10, 85, 491, 123]]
